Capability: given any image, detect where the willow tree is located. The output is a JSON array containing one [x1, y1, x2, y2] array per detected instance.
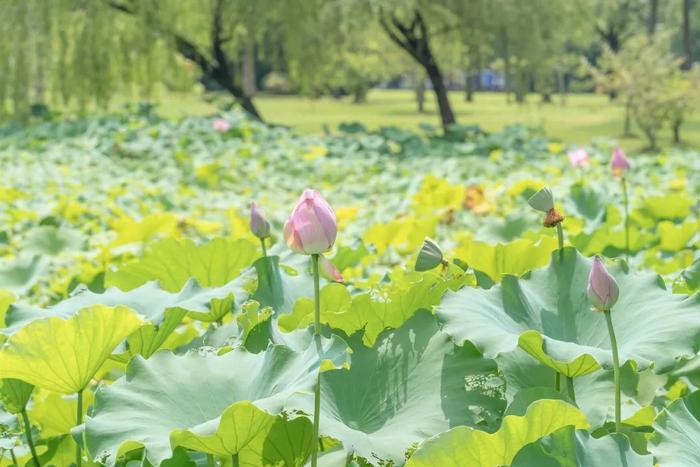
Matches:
[[0, 0, 324, 121]]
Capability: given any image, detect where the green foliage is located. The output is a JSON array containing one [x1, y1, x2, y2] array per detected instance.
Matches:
[[0, 111, 699, 466], [591, 33, 700, 148]]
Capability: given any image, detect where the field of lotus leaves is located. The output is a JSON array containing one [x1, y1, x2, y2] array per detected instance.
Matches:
[[1, 111, 700, 466]]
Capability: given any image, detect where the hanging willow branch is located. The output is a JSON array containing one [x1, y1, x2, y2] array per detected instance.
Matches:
[[107, 0, 262, 120]]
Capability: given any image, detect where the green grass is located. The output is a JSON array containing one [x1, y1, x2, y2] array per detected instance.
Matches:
[[155, 89, 700, 150]]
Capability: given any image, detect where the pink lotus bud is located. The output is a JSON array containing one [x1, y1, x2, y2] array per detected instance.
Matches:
[[249, 202, 270, 239], [611, 147, 630, 176], [213, 118, 230, 132], [567, 149, 590, 168], [319, 255, 343, 282], [587, 256, 620, 312], [283, 189, 337, 255]]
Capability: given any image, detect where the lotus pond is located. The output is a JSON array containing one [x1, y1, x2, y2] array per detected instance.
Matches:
[[0, 111, 700, 466]]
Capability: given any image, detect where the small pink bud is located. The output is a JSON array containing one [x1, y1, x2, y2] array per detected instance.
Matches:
[[587, 256, 620, 312], [213, 118, 230, 132], [567, 149, 590, 168], [611, 147, 630, 176], [319, 255, 343, 282], [283, 189, 337, 255], [249, 202, 270, 239]]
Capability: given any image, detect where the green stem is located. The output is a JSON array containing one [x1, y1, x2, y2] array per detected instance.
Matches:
[[556, 223, 564, 260], [311, 254, 321, 335], [207, 454, 215, 467], [260, 237, 267, 257], [621, 177, 630, 263], [232, 453, 240, 467], [604, 310, 621, 432], [555, 372, 561, 392], [10, 448, 19, 467], [76, 389, 83, 467], [310, 254, 321, 467], [566, 376, 577, 405], [20, 409, 40, 467]]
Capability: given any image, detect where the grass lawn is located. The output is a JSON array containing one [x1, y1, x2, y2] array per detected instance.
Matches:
[[155, 89, 700, 151]]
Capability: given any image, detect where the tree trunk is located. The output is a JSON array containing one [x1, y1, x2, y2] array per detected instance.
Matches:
[[379, 10, 456, 132], [353, 85, 368, 103], [683, 0, 693, 69], [648, 0, 659, 36], [465, 68, 474, 102], [242, 39, 256, 97], [557, 67, 567, 106], [425, 62, 455, 128], [501, 26, 512, 103], [108, 0, 263, 121], [673, 121, 682, 143], [416, 72, 425, 112], [623, 98, 632, 135]]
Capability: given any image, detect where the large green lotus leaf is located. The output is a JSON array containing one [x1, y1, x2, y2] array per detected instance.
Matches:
[[498, 348, 665, 427], [657, 220, 700, 252], [0, 256, 48, 294], [0, 305, 144, 394], [438, 247, 700, 377], [473, 213, 532, 243], [279, 269, 465, 347], [0, 379, 33, 414], [682, 257, 700, 291], [171, 404, 312, 466], [511, 426, 653, 466], [648, 390, 700, 466], [639, 192, 692, 220], [252, 256, 313, 315], [565, 185, 607, 233], [405, 399, 588, 467], [105, 237, 257, 291], [5, 277, 246, 359], [23, 225, 83, 256], [571, 224, 653, 257], [30, 391, 94, 438], [4, 277, 245, 335], [85, 336, 350, 466], [288, 311, 505, 465], [454, 236, 558, 283]]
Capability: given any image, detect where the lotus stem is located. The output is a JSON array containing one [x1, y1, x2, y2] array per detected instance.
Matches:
[[76, 389, 84, 467], [207, 454, 214, 467], [20, 409, 40, 467], [232, 453, 240, 467], [260, 238, 267, 257], [10, 448, 19, 467], [556, 223, 564, 260], [566, 376, 577, 405], [604, 310, 621, 432], [310, 253, 321, 467], [555, 372, 560, 392], [621, 177, 630, 262]]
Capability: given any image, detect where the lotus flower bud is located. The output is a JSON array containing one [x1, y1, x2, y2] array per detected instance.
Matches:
[[213, 118, 230, 132], [528, 187, 554, 213], [249, 202, 271, 239], [528, 187, 564, 228], [283, 189, 337, 255], [319, 255, 343, 282], [567, 148, 590, 167], [587, 256, 620, 312], [415, 238, 446, 271], [611, 147, 630, 177]]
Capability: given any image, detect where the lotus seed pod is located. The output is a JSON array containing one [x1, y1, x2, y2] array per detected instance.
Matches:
[[415, 238, 445, 272]]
